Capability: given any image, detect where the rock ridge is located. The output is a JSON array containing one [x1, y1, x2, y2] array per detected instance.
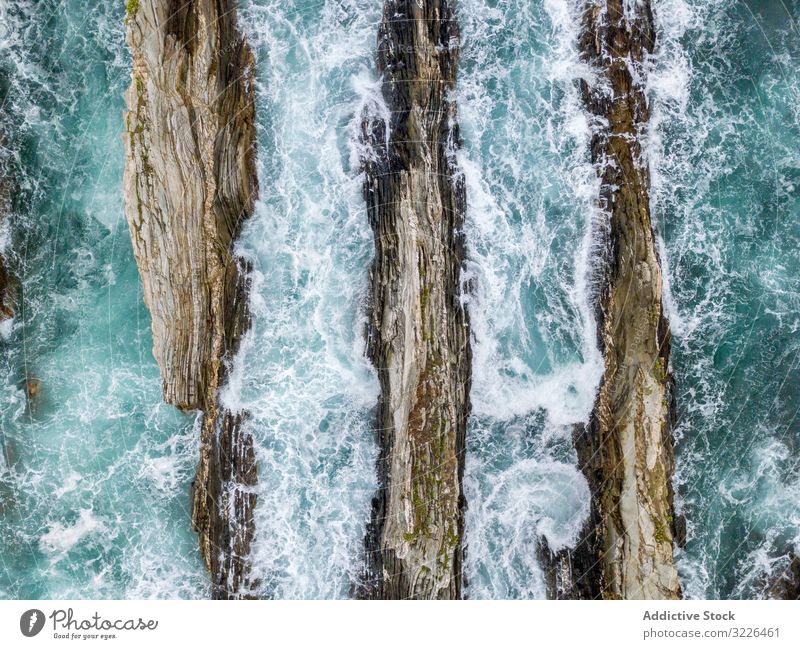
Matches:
[[0, 127, 13, 322], [123, 0, 258, 599], [544, 0, 681, 600], [359, 0, 471, 600]]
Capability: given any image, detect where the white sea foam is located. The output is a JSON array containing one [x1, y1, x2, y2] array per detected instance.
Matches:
[[458, 0, 603, 598], [39, 509, 104, 556], [53, 471, 81, 498], [649, 0, 800, 597], [0, 1, 207, 599], [464, 458, 589, 599], [0, 316, 13, 340]]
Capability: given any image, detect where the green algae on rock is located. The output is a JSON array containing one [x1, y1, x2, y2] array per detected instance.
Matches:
[[544, 0, 681, 600], [359, 0, 472, 600]]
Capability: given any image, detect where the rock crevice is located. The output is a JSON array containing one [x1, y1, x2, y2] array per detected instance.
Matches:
[[123, 0, 258, 599], [359, 0, 471, 600], [545, 0, 681, 600]]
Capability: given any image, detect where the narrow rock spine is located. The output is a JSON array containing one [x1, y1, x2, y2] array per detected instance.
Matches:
[[0, 128, 13, 322]]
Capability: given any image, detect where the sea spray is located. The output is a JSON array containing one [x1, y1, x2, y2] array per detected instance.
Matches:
[[648, 0, 800, 598], [0, 0, 206, 599]]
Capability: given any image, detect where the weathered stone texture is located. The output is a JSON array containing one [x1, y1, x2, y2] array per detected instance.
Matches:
[[360, 0, 471, 600], [0, 130, 13, 322], [123, 0, 258, 598], [545, 0, 681, 600], [763, 552, 800, 600]]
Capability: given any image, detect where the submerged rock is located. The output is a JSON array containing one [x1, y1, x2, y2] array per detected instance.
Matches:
[[359, 0, 471, 599], [544, 0, 681, 600], [123, 0, 258, 598]]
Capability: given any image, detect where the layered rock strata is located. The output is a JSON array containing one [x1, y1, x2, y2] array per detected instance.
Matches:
[[123, 0, 258, 598], [0, 213, 12, 322], [360, 0, 471, 599], [0, 261, 10, 321], [545, 0, 681, 600], [764, 552, 800, 600]]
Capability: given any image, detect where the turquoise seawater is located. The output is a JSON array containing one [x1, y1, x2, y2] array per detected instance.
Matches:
[[0, 0, 797, 599], [457, 0, 602, 599], [233, 0, 380, 598]]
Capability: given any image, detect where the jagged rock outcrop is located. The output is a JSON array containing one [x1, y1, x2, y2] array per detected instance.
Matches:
[[543, 0, 681, 600], [0, 223, 12, 323], [0, 130, 14, 322], [359, 0, 471, 599], [765, 553, 800, 600], [123, 0, 258, 599], [0, 260, 10, 322]]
